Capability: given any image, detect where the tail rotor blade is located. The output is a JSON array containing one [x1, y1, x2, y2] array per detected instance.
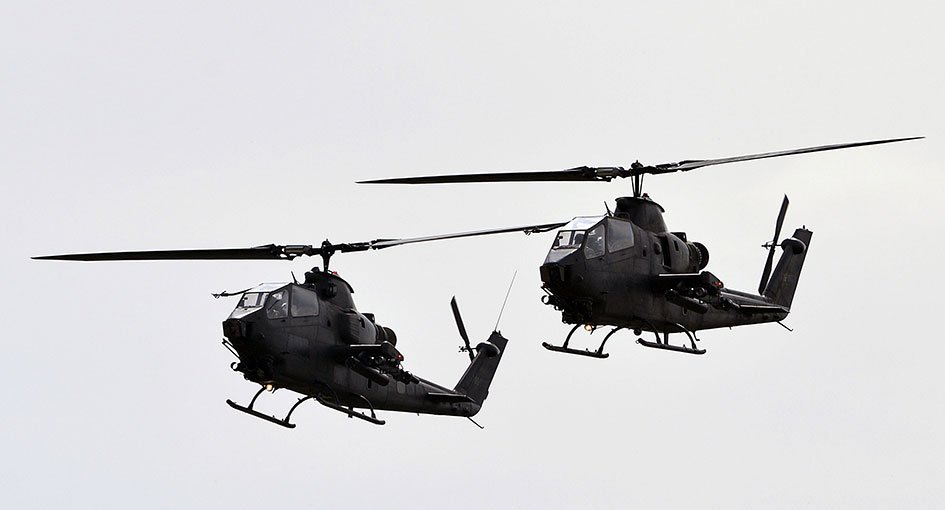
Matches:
[[759, 249, 777, 295], [451, 297, 474, 362], [759, 195, 789, 294], [772, 195, 789, 246]]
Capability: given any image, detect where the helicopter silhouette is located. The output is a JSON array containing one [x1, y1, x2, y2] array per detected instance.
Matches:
[[33, 223, 562, 427], [360, 137, 922, 357]]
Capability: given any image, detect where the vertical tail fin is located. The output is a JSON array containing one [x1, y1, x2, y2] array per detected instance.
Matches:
[[763, 227, 813, 309], [454, 332, 508, 405]]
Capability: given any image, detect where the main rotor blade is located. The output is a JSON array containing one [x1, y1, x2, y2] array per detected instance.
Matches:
[[759, 196, 790, 294], [368, 222, 566, 250], [358, 167, 624, 185], [359, 137, 922, 185], [32, 244, 301, 261], [34, 222, 565, 263], [649, 137, 923, 175]]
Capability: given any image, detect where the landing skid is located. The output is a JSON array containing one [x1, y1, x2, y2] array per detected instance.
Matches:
[[542, 323, 707, 357], [636, 324, 705, 355], [226, 384, 386, 427], [226, 386, 307, 429], [542, 324, 624, 359], [541, 342, 609, 358]]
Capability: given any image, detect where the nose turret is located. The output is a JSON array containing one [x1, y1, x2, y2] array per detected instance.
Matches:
[[540, 243, 590, 324], [540, 251, 577, 289], [223, 314, 276, 384]]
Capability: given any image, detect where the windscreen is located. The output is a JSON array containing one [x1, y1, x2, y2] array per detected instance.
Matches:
[[228, 291, 270, 320], [544, 216, 605, 264], [237, 292, 267, 309], [552, 230, 586, 250]]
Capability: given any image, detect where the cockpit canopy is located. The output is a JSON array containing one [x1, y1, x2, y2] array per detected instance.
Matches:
[[228, 283, 320, 320], [545, 215, 636, 264]]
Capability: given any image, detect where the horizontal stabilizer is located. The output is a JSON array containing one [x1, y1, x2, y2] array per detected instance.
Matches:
[[427, 392, 475, 403], [730, 303, 789, 314]]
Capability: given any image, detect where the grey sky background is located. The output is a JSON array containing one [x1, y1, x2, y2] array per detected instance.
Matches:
[[2, 1, 943, 508]]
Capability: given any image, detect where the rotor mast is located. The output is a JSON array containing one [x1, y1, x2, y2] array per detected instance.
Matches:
[[630, 162, 645, 198]]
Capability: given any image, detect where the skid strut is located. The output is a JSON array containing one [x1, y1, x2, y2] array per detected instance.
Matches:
[[226, 386, 311, 429], [315, 392, 385, 425], [636, 323, 705, 355], [542, 324, 616, 359]]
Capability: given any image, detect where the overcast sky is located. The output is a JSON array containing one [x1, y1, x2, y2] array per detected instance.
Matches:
[[2, 2, 943, 508]]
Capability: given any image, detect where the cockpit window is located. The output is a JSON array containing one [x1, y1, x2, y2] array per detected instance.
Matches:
[[291, 286, 319, 317], [553, 230, 586, 250], [605, 218, 634, 252], [237, 292, 267, 309], [266, 290, 289, 319], [583, 224, 606, 259]]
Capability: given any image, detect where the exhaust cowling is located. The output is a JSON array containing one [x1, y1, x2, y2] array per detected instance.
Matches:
[[686, 241, 710, 271]]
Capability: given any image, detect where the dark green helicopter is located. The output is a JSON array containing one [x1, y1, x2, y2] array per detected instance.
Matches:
[[360, 137, 922, 357], [33, 223, 562, 427]]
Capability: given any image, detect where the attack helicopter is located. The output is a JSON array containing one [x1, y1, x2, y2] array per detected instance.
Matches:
[[33, 223, 563, 427], [360, 137, 922, 357]]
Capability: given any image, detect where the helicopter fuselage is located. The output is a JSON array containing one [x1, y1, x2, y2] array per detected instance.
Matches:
[[539, 196, 809, 337], [221, 270, 506, 424]]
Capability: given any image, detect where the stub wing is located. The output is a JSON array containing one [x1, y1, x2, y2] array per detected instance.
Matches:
[[655, 272, 723, 288], [339, 342, 402, 360]]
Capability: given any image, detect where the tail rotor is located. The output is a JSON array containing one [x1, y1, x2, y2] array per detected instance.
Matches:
[[759, 195, 790, 294], [451, 297, 475, 362]]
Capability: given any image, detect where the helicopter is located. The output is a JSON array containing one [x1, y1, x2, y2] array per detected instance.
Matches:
[[359, 137, 922, 357], [33, 223, 563, 427]]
